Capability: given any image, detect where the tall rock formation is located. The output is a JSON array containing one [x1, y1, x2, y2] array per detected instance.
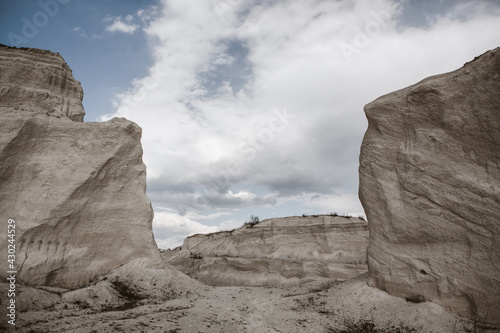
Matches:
[[164, 215, 369, 286], [359, 48, 500, 325], [0, 45, 162, 289]]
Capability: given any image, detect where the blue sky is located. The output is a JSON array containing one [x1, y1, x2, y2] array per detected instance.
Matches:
[[1, 0, 500, 249], [0, 0, 157, 121]]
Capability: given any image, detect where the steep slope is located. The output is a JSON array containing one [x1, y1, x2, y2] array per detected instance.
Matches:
[[164, 215, 369, 286], [359, 47, 500, 325]]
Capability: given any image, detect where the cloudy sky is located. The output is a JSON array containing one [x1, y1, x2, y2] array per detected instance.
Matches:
[[1, 0, 500, 249]]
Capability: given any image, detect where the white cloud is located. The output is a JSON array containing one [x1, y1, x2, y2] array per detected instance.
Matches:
[[105, 16, 139, 34], [103, 14, 114, 22], [73, 26, 102, 39], [72, 26, 86, 38], [153, 210, 218, 249], [102, 0, 500, 245], [137, 6, 158, 24], [212, 54, 235, 65], [298, 193, 367, 219], [152, 209, 241, 249]]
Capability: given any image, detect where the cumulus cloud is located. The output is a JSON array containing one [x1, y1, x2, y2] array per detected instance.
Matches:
[[102, 0, 500, 248], [105, 16, 139, 34]]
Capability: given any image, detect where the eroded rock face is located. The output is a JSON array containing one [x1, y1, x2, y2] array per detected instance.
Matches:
[[0, 45, 162, 289], [0, 45, 85, 121], [359, 48, 500, 325], [164, 215, 369, 286]]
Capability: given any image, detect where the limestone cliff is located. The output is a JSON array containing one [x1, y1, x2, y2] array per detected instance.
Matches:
[[0, 45, 162, 289], [359, 48, 500, 325], [164, 215, 369, 286]]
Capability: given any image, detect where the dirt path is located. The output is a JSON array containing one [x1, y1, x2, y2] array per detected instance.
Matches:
[[13, 284, 330, 333]]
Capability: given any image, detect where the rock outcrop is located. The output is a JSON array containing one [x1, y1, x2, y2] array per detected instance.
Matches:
[[164, 215, 369, 286], [0, 45, 162, 289], [359, 48, 500, 325], [0, 45, 85, 121]]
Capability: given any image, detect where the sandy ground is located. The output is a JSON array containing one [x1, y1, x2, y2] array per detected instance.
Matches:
[[2, 274, 499, 333]]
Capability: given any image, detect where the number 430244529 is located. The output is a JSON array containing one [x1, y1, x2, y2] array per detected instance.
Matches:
[[7, 220, 15, 269]]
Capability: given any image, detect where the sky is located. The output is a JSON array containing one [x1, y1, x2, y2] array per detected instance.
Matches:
[[1, 0, 500, 249]]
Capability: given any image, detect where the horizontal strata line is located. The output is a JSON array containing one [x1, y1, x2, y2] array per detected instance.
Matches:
[[0, 54, 66, 67]]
